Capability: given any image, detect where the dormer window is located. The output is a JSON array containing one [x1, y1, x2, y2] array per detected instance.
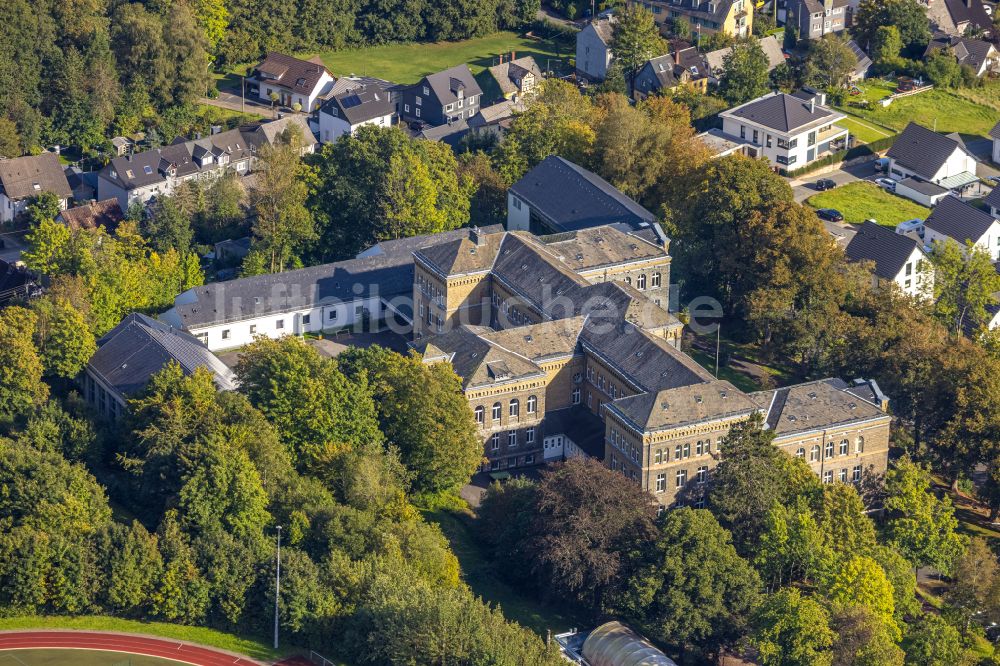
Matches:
[[458, 89, 464, 99], [296, 77, 306, 86]]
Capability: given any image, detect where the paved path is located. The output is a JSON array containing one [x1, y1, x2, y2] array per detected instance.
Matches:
[[198, 92, 273, 118], [0, 631, 266, 666], [790, 158, 878, 203]]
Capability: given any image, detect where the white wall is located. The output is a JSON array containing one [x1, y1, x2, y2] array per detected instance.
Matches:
[[926, 220, 1000, 261], [1, 192, 68, 223], [891, 146, 976, 183], [507, 191, 530, 230], [187, 295, 383, 351], [257, 72, 334, 112], [318, 111, 392, 144], [891, 246, 933, 299]]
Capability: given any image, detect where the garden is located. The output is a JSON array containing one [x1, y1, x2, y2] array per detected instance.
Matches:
[[806, 181, 931, 226]]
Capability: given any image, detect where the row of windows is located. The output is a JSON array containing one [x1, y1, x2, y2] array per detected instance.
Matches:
[[653, 439, 712, 464], [474, 396, 539, 425], [215, 308, 356, 342], [655, 466, 709, 492], [609, 428, 640, 464], [795, 437, 865, 462], [488, 453, 535, 471], [489, 428, 537, 450], [823, 466, 863, 484], [623, 272, 662, 290]]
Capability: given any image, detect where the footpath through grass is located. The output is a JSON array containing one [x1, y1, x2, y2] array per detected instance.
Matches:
[[423, 507, 585, 637], [0, 616, 290, 662], [316, 31, 570, 84], [807, 181, 931, 225]]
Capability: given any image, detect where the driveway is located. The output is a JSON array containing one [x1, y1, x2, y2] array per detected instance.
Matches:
[[791, 157, 878, 203], [0, 229, 26, 264], [198, 91, 273, 118]]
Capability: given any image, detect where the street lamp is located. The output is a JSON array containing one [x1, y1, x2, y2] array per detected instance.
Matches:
[[274, 526, 282, 650]]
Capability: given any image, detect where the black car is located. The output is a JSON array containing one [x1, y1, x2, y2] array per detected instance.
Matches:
[[815, 178, 836, 191], [816, 208, 844, 222]]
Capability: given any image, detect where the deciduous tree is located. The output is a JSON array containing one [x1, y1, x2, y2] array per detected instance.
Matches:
[[719, 39, 770, 105], [750, 588, 835, 666]]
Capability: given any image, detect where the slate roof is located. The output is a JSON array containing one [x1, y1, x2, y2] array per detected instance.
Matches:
[[589, 17, 614, 45], [488, 56, 543, 96], [608, 380, 758, 432], [989, 120, 1000, 141], [749, 378, 888, 439], [926, 36, 997, 72], [725, 92, 840, 133], [984, 183, 1000, 210], [253, 52, 331, 94], [538, 226, 668, 273], [638, 55, 684, 91], [418, 119, 470, 143], [0, 153, 72, 201], [479, 316, 587, 362], [468, 100, 521, 128], [321, 84, 394, 126], [886, 122, 971, 178], [509, 156, 656, 232], [844, 221, 924, 281], [421, 64, 483, 106], [167, 227, 491, 329], [59, 199, 124, 232], [944, 0, 993, 33], [662, 0, 741, 22], [89, 313, 235, 398], [924, 195, 999, 244], [247, 114, 316, 149], [897, 177, 948, 197], [412, 325, 546, 390]]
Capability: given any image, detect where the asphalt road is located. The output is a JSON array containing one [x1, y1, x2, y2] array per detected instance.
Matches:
[[791, 157, 879, 203], [0, 229, 26, 264]]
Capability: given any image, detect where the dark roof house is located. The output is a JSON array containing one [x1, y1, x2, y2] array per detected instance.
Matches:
[[321, 84, 395, 126], [886, 122, 976, 181], [0, 153, 73, 203], [844, 221, 925, 281], [725, 92, 838, 133], [252, 52, 332, 97], [924, 195, 999, 244], [508, 156, 659, 236], [87, 313, 236, 402]]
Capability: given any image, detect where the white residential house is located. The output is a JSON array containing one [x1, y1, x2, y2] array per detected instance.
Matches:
[[576, 16, 614, 82], [990, 120, 1000, 164], [318, 83, 395, 143], [886, 122, 979, 192], [247, 52, 334, 112], [923, 195, 1000, 261], [717, 90, 849, 171], [844, 221, 932, 299], [0, 153, 72, 223]]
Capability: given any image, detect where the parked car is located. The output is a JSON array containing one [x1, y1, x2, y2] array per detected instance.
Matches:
[[874, 157, 890, 173], [816, 208, 844, 222], [815, 178, 836, 191], [875, 177, 896, 192]]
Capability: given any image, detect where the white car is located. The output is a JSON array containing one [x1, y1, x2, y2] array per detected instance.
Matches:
[[875, 177, 897, 192]]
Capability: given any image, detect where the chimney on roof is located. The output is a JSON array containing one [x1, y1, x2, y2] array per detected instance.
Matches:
[[469, 225, 486, 246], [674, 49, 681, 66], [512, 50, 516, 61], [809, 98, 815, 113]]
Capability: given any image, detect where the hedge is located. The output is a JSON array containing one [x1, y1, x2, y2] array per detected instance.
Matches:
[[783, 134, 896, 177]]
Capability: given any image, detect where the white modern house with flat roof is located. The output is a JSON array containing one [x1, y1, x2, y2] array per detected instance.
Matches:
[[717, 90, 849, 170]]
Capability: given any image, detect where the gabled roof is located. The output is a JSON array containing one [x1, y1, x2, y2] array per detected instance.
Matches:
[[638, 54, 683, 91], [89, 313, 235, 398], [749, 378, 888, 439], [924, 195, 999, 244], [847, 40, 873, 75], [488, 56, 543, 96], [411, 325, 546, 390], [420, 64, 483, 106], [253, 52, 331, 94], [661, 0, 740, 22], [538, 225, 668, 272], [585, 17, 615, 45], [984, 183, 1000, 210], [59, 199, 124, 233], [509, 156, 656, 232], [321, 84, 394, 125], [886, 122, 972, 178], [944, 0, 993, 33], [0, 153, 72, 201], [608, 380, 758, 433], [705, 35, 785, 76], [478, 316, 588, 362], [724, 92, 840, 133], [989, 120, 1000, 141], [844, 221, 924, 281]]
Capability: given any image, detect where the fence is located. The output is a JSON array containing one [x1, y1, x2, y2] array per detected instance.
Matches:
[[783, 134, 897, 177], [309, 651, 337, 666]]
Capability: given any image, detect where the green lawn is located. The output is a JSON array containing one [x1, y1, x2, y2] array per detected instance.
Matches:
[[837, 114, 896, 144], [423, 507, 585, 637], [840, 85, 998, 137], [315, 31, 571, 84], [807, 182, 931, 226], [0, 616, 290, 661]]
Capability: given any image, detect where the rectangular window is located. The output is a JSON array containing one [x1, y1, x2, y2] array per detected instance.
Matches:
[[656, 474, 666, 493], [303, 314, 311, 325], [249, 325, 257, 334], [839, 468, 848, 483], [415, 108, 421, 118], [404, 104, 410, 113], [526, 428, 535, 444], [508, 431, 517, 448], [416, 96, 422, 106], [676, 469, 687, 488], [823, 470, 833, 484], [328, 310, 338, 321], [853, 465, 862, 482], [222, 329, 231, 340], [739, 125, 746, 139], [491, 433, 500, 450], [697, 466, 708, 484], [276, 319, 284, 330]]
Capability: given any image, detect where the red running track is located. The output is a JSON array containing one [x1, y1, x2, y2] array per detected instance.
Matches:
[[0, 631, 268, 665]]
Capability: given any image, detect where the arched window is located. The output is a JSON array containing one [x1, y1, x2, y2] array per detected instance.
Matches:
[[825, 441, 834, 459], [796, 447, 805, 458], [474, 406, 484, 424], [509, 399, 519, 418], [492, 402, 502, 421], [526, 395, 537, 414], [856, 436, 865, 453], [651, 272, 661, 288], [810, 445, 820, 462], [839, 439, 849, 456], [637, 274, 647, 290]]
